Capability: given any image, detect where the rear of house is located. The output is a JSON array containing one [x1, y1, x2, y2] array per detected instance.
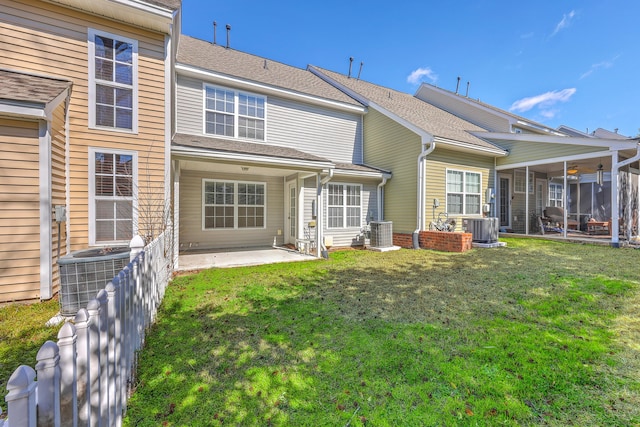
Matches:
[[173, 36, 389, 258], [0, 0, 179, 303]]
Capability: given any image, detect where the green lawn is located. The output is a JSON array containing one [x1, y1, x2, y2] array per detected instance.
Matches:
[[121, 238, 640, 426]]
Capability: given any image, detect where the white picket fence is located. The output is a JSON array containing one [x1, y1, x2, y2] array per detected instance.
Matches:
[[1, 232, 172, 427]]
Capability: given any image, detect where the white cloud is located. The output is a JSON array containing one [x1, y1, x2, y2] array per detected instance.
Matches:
[[407, 67, 438, 85], [580, 55, 620, 79], [509, 88, 577, 113], [539, 109, 558, 119], [550, 10, 576, 37]]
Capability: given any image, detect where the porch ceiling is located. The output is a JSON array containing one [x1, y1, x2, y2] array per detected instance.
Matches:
[[177, 158, 310, 177]]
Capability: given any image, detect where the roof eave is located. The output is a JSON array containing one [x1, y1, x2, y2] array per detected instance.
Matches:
[[177, 63, 365, 114], [172, 144, 335, 171], [433, 136, 508, 156]]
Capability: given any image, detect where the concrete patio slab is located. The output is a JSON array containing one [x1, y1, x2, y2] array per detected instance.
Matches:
[[176, 246, 317, 271]]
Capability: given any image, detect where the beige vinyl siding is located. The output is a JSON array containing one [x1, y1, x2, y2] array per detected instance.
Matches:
[[495, 140, 608, 167], [1, 0, 168, 251], [176, 75, 203, 135], [179, 169, 284, 250], [267, 97, 362, 163], [0, 119, 41, 301], [414, 86, 510, 132], [363, 108, 421, 233], [426, 148, 494, 226], [51, 103, 67, 296], [176, 75, 364, 164]]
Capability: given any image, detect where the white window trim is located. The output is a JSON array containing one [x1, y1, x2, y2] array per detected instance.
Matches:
[[202, 83, 267, 141], [445, 168, 483, 215], [326, 182, 362, 229], [88, 147, 138, 246], [88, 28, 139, 133], [548, 183, 564, 208], [201, 179, 268, 230], [514, 169, 526, 194]]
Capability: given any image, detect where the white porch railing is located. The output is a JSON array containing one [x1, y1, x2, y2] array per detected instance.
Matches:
[[1, 232, 171, 427]]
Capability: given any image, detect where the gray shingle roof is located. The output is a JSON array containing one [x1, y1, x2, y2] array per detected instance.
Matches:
[[0, 69, 71, 105], [177, 36, 363, 107], [172, 133, 332, 163], [311, 66, 505, 153]]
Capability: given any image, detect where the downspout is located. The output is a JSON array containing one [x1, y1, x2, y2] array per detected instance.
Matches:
[[610, 143, 640, 246], [377, 174, 389, 221], [413, 136, 436, 249], [317, 169, 334, 258]]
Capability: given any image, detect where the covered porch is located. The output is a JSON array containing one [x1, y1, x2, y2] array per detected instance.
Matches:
[[171, 134, 336, 269], [494, 141, 640, 246]]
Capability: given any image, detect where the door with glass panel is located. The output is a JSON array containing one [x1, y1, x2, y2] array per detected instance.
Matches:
[[498, 174, 511, 228], [286, 182, 297, 244]]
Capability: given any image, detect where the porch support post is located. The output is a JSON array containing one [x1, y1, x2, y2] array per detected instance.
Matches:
[[525, 166, 529, 235], [563, 162, 568, 238], [173, 159, 181, 268], [611, 151, 619, 246], [316, 172, 322, 258]]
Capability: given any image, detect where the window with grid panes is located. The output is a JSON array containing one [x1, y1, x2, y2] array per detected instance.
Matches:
[[203, 180, 265, 229], [204, 85, 265, 141], [327, 183, 361, 228], [92, 151, 135, 243], [446, 169, 481, 215], [89, 29, 137, 131]]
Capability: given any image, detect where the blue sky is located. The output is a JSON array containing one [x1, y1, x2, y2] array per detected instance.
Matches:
[[181, 1, 639, 137]]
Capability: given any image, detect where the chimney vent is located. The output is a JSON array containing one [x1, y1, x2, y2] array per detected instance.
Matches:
[[226, 24, 231, 49], [213, 21, 217, 45], [357, 61, 364, 79], [465, 81, 470, 97], [455, 76, 461, 94], [348, 57, 353, 78]]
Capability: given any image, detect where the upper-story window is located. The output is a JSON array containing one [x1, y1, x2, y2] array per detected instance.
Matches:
[[204, 85, 265, 141], [88, 29, 138, 132]]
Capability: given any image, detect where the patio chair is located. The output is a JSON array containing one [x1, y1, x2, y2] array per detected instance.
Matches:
[[543, 207, 579, 231], [296, 226, 316, 254]]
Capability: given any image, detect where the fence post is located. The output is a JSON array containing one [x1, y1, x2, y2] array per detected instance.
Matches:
[[96, 290, 109, 427], [35, 340, 61, 427], [5, 365, 37, 427], [129, 236, 144, 263], [86, 299, 102, 427], [74, 308, 92, 427], [105, 281, 118, 427], [57, 323, 77, 427]]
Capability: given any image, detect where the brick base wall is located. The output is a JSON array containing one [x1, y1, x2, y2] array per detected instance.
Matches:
[[393, 231, 473, 252]]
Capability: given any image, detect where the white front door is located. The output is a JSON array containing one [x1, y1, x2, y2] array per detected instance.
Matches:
[[286, 182, 297, 244], [498, 174, 512, 228]]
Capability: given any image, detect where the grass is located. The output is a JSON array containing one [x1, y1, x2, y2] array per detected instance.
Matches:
[[121, 238, 640, 426], [0, 298, 60, 392]]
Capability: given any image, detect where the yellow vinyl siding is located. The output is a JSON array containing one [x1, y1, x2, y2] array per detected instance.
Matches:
[[426, 149, 494, 225], [0, 0, 168, 251], [0, 119, 41, 301], [363, 108, 421, 233], [496, 140, 608, 166]]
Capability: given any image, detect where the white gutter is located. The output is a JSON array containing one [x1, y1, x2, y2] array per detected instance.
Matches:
[[377, 174, 391, 221], [317, 169, 334, 258], [413, 136, 436, 249], [610, 143, 640, 246]]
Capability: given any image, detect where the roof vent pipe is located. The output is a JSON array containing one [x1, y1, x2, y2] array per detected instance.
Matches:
[[348, 57, 354, 78], [225, 24, 231, 49], [465, 81, 470, 97], [213, 21, 217, 45], [357, 61, 364, 79], [455, 76, 461, 94]]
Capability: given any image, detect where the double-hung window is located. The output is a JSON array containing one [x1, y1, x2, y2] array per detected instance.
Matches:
[[327, 183, 361, 228], [89, 148, 137, 245], [548, 183, 563, 207], [446, 169, 482, 215], [203, 180, 266, 229], [204, 85, 265, 140], [88, 29, 138, 132]]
